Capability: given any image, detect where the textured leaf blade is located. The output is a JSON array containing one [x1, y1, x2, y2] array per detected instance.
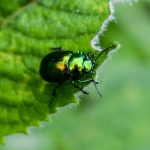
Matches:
[[0, 0, 119, 145]]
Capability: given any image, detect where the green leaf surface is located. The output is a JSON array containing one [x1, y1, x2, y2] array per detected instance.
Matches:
[[0, 0, 119, 145]]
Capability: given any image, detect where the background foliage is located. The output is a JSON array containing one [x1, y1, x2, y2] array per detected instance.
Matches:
[[1, 0, 150, 150]]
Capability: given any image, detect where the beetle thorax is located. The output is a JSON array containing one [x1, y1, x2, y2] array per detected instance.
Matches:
[[68, 56, 83, 77]]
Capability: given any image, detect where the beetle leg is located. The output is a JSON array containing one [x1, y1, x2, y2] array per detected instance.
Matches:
[[49, 82, 63, 106], [93, 61, 97, 65], [78, 79, 92, 83], [87, 50, 91, 57], [78, 78, 93, 83], [78, 79, 101, 84], [50, 47, 63, 51], [72, 80, 89, 95], [90, 52, 96, 59]]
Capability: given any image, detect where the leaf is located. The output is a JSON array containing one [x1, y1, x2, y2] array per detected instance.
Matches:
[[0, 0, 119, 145]]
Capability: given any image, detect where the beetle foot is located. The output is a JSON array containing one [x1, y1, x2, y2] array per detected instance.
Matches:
[[81, 89, 89, 95], [50, 47, 63, 51], [49, 99, 53, 107], [95, 81, 102, 84], [91, 71, 95, 74]]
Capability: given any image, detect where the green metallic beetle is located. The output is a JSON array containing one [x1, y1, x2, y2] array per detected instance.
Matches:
[[39, 44, 116, 106]]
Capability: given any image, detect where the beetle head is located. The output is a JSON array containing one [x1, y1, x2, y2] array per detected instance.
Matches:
[[83, 59, 93, 73]]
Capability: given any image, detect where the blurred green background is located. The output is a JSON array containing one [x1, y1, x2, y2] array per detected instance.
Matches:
[[1, 1, 150, 150]]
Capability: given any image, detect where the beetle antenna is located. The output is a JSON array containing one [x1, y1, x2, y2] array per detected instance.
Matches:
[[92, 74, 102, 97], [95, 45, 116, 61]]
